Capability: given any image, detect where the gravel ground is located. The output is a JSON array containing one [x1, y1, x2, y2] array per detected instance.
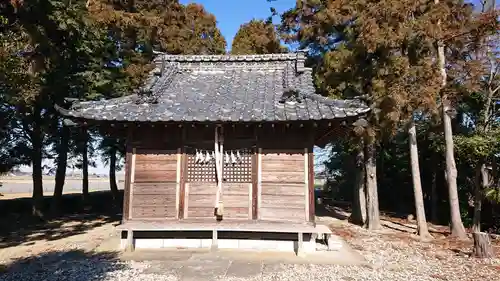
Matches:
[[1, 219, 499, 281]]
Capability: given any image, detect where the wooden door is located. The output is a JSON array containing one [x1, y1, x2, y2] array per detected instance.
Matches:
[[184, 147, 253, 220]]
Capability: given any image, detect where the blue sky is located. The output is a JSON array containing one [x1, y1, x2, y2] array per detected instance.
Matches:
[[179, 0, 494, 51], [180, 0, 297, 49]]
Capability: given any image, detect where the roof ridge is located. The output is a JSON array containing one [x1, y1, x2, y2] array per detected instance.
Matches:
[[154, 52, 305, 63], [153, 52, 307, 74]]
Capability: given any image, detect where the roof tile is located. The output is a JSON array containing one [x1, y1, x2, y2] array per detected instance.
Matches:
[[56, 53, 369, 122]]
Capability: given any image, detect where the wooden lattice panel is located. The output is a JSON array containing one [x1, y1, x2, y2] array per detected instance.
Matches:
[[186, 148, 252, 183], [223, 149, 252, 183], [187, 149, 216, 182]]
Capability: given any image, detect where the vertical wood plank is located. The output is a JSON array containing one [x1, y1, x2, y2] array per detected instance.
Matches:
[[129, 147, 136, 219], [176, 147, 181, 219], [179, 128, 187, 219], [183, 183, 189, 218], [257, 148, 262, 219], [308, 146, 316, 223], [248, 183, 253, 219], [304, 148, 309, 221], [251, 146, 259, 219], [122, 129, 133, 221]]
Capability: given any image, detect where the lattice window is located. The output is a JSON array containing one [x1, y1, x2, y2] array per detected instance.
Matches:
[[186, 147, 252, 183], [187, 148, 216, 182], [222, 149, 252, 183]]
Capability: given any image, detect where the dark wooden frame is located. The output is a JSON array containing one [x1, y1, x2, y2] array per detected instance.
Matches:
[[308, 146, 316, 223], [179, 127, 188, 219], [119, 121, 356, 225], [122, 127, 133, 222]]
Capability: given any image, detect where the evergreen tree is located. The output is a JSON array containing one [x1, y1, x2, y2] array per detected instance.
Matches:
[[231, 19, 286, 55], [0, 0, 119, 216], [278, 0, 497, 235]]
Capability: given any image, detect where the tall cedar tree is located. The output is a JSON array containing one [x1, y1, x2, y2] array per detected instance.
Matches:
[[1, 0, 114, 217], [231, 19, 286, 55], [452, 2, 499, 237], [86, 0, 227, 204], [278, 0, 497, 234], [430, 0, 497, 238]]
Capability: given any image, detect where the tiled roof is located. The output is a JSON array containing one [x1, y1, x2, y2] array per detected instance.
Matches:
[[55, 53, 369, 123]]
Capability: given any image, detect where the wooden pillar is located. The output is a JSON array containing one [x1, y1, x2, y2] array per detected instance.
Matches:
[[296, 232, 304, 256], [307, 126, 316, 224], [308, 146, 315, 223], [178, 127, 187, 219], [211, 229, 218, 250], [252, 126, 259, 220], [125, 229, 134, 252], [176, 147, 182, 219], [304, 147, 310, 222], [129, 147, 136, 219], [257, 148, 262, 220], [122, 128, 134, 221]]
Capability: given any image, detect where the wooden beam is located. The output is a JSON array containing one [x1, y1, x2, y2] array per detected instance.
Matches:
[[308, 146, 315, 224], [129, 147, 136, 219], [122, 128, 133, 221], [252, 146, 259, 220], [304, 148, 310, 222], [257, 148, 262, 220], [176, 147, 182, 219], [178, 128, 188, 219]]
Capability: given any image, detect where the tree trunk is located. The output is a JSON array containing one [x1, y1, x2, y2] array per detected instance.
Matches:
[[364, 136, 381, 230], [350, 144, 367, 225], [431, 159, 438, 223], [472, 232, 494, 259], [109, 145, 119, 203], [473, 162, 488, 232], [442, 100, 467, 239], [82, 129, 89, 206], [408, 121, 432, 239], [434, 0, 468, 238], [31, 108, 44, 218], [51, 124, 70, 215]]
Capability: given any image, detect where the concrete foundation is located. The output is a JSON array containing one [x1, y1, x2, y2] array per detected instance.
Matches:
[[119, 232, 340, 253]]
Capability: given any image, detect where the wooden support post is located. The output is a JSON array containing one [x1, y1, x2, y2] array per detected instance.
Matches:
[[251, 144, 259, 219], [176, 147, 181, 219], [126, 229, 134, 252], [122, 130, 133, 221], [308, 147, 316, 224], [257, 148, 262, 220], [211, 229, 218, 251], [129, 148, 136, 219], [297, 232, 304, 256], [179, 127, 187, 219]]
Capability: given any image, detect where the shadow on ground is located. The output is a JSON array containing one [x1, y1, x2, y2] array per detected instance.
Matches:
[[315, 199, 351, 220], [0, 191, 122, 249], [0, 249, 124, 281], [316, 198, 452, 235]]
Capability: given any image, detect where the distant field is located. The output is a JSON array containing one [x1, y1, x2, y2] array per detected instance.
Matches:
[[0, 175, 124, 181], [0, 177, 124, 197]]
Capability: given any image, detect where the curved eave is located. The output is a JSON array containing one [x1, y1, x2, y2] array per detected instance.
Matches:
[[54, 103, 370, 123]]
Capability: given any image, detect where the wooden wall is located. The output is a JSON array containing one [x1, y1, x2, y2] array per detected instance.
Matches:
[[184, 183, 251, 219], [123, 124, 314, 224], [258, 148, 309, 222], [129, 149, 179, 219]]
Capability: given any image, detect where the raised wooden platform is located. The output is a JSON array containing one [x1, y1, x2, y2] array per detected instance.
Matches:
[[117, 219, 327, 233], [117, 219, 333, 254]]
